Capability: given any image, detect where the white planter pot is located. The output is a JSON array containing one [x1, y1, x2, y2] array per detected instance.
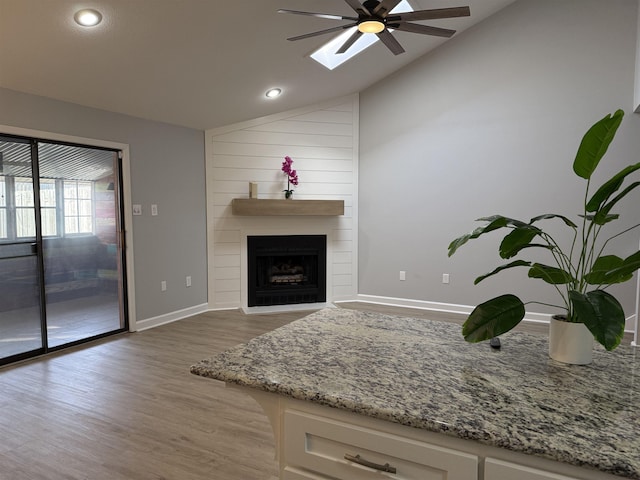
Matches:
[[549, 315, 594, 365]]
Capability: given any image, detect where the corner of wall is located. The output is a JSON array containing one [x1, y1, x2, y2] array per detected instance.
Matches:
[[205, 95, 360, 310]]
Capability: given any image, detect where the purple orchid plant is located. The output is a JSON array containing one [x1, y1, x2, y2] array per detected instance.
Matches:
[[281, 155, 299, 199]]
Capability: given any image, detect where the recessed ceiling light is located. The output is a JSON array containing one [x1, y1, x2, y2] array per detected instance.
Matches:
[[74, 9, 103, 27], [265, 88, 282, 99]]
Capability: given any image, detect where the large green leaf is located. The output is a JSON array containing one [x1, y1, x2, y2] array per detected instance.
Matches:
[[602, 250, 640, 280], [476, 215, 527, 227], [528, 263, 574, 284], [586, 163, 640, 212], [462, 294, 526, 342], [474, 260, 531, 285], [529, 213, 578, 229], [569, 290, 625, 350], [573, 109, 624, 180], [581, 213, 619, 225], [593, 182, 640, 225], [448, 215, 525, 257], [499, 226, 541, 259], [584, 255, 632, 285], [447, 234, 471, 257]]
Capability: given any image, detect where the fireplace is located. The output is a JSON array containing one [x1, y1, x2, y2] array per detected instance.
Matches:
[[247, 235, 326, 307]]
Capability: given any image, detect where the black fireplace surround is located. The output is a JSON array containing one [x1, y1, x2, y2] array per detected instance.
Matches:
[[247, 235, 326, 307]]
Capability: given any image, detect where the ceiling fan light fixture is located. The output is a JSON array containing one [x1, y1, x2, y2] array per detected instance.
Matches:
[[74, 9, 103, 27], [358, 20, 385, 34], [265, 88, 282, 99]]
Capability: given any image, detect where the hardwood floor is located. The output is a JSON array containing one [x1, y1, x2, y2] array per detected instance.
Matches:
[[0, 303, 630, 479], [0, 308, 314, 480]]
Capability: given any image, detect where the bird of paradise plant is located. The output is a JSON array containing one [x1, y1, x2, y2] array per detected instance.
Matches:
[[448, 109, 640, 351]]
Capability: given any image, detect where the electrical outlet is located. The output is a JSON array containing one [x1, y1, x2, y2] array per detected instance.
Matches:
[[161, 280, 167, 291], [442, 273, 450, 284], [399, 271, 406, 281], [186, 276, 192, 287], [151, 204, 158, 216], [132, 204, 142, 216]]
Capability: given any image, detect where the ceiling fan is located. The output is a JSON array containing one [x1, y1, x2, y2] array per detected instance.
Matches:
[[278, 0, 471, 56]]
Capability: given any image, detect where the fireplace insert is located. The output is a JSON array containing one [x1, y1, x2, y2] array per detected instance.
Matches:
[[247, 235, 326, 307]]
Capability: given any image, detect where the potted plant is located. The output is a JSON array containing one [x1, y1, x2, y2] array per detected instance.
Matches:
[[448, 109, 640, 364], [282, 155, 299, 199]]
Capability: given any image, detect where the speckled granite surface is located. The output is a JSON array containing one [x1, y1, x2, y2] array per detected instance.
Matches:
[[191, 308, 639, 479]]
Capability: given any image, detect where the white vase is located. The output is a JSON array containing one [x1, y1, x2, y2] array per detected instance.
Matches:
[[549, 315, 594, 365]]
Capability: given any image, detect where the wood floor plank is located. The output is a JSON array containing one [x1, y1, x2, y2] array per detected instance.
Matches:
[[0, 308, 310, 480]]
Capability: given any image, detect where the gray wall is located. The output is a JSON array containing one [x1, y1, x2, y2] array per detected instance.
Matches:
[[359, 0, 640, 317], [0, 87, 207, 322]]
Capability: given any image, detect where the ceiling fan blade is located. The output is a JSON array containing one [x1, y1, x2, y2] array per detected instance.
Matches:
[[376, 29, 405, 55], [390, 22, 456, 38], [388, 6, 470, 22], [336, 30, 363, 54], [287, 23, 357, 41], [343, 0, 371, 16], [372, 0, 402, 17], [277, 9, 358, 22]]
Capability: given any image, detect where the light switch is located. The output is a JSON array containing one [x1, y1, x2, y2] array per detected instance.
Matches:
[[133, 204, 142, 216]]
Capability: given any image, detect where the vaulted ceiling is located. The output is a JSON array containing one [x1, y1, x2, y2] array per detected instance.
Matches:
[[0, 0, 515, 130]]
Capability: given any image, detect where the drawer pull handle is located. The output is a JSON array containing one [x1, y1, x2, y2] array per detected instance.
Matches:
[[344, 453, 397, 474]]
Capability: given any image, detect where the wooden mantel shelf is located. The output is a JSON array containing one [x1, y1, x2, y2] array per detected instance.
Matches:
[[231, 198, 344, 216]]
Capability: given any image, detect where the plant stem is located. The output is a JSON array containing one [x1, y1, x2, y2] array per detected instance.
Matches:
[[525, 300, 567, 311], [571, 177, 593, 319], [533, 232, 572, 312]]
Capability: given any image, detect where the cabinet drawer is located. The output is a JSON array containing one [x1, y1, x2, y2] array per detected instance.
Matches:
[[284, 410, 478, 480], [485, 458, 585, 480]]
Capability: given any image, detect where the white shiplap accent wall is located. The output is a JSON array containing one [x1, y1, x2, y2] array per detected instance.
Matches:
[[206, 95, 359, 310]]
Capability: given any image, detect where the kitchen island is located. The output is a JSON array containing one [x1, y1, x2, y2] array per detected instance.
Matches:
[[191, 308, 639, 480]]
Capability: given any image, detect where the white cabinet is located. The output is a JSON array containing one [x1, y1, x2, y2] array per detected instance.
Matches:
[[283, 409, 478, 479], [240, 388, 622, 480], [485, 458, 585, 480]]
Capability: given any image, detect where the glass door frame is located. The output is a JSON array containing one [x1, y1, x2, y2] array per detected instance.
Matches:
[[0, 135, 45, 363], [0, 132, 130, 366]]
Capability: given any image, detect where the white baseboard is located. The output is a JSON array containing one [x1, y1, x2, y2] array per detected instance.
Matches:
[[351, 294, 636, 332], [132, 295, 637, 336], [242, 302, 336, 315], [348, 294, 471, 319], [134, 303, 209, 332]]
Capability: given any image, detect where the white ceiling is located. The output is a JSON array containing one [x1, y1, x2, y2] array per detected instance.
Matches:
[[0, 0, 516, 130]]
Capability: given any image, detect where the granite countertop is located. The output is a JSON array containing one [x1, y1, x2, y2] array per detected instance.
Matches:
[[191, 308, 640, 479]]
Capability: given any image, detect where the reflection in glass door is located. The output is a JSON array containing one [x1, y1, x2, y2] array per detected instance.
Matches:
[[0, 136, 127, 365], [0, 138, 44, 360], [38, 142, 125, 349]]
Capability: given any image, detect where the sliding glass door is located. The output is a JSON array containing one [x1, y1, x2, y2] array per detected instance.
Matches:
[[38, 142, 125, 348], [0, 136, 127, 365], [0, 137, 44, 359]]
